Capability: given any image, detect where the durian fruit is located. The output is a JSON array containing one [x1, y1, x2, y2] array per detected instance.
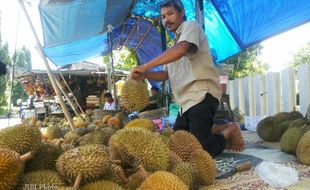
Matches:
[[107, 117, 122, 130], [63, 131, 81, 144], [274, 112, 291, 123], [102, 115, 113, 124], [288, 118, 307, 129], [109, 128, 169, 172], [171, 162, 195, 189], [127, 169, 146, 190], [189, 149, 216, 186], [139, 171, 188, 190], [79, 128, 115, 146], [297, 130, 310, 165], [18, 170, 65, 190], [87, 123, 97, 131], [0, 125, 41, 154], [280, 127, 304, 154], [85, 109, 94, 117], [256, 116, 282, 142], [169, 130, 203, 161], [0, 149, 31, 190], [280, 120, 293, 134], [115, 111, 128, 125], [288, 111, 303, 121], [25, 142, 63, 172], [167, 150, 183, 171], [121, 79, 149, 112], [124, 118, 157, 132], [80, 180, 125, 190], [56, 145, 111, 185], [45, 125, 62, 140], [73, 116, 87, 128]]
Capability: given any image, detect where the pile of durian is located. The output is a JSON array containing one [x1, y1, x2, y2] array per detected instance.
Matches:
[[256, 110, 310, 165], [0, 80, 217, 190]]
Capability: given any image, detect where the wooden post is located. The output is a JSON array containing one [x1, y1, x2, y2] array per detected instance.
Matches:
[[18, 0, 75, 131], [281, 68, 296, 112], [298, 64, 310, 116]]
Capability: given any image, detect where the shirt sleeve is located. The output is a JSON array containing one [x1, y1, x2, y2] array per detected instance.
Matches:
[[177, 21, 201, 49]]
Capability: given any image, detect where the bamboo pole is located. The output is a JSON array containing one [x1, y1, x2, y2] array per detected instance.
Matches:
[[59, 73, 85, 115], [18, 0, 75, 131], [55, 77, 81, 118]]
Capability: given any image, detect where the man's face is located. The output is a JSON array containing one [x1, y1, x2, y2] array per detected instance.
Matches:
[[160, 6, 184, 33]]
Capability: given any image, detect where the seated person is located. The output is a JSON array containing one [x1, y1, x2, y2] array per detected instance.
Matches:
[[103, 92, 116, 110], [148, 86, 160, 109]]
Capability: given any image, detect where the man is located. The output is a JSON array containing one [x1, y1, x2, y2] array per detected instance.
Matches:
[[103, 92, 116, 110], [131, 0, 244, 156]]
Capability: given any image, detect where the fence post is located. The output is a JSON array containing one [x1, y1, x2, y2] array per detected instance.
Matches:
[[266, 72, 281, 115], [298, 64, 310, 116], [281, 68, 296, 112]]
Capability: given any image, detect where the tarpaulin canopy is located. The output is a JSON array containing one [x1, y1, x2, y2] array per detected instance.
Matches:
[[39, 0, 310, 66]]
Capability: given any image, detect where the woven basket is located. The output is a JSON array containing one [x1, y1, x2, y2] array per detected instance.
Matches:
[[139, 107, 167, 120]]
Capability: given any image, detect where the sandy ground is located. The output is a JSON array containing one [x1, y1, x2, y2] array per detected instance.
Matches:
[[0, 117, 21, 129]]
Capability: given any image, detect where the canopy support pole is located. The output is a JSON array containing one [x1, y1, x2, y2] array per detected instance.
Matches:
[[107, 25, 118, 109], [18, 0, 75, 131], [134, 22, 153, 52]]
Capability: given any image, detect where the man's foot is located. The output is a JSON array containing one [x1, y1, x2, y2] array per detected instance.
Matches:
[[211, 123, 231, 134], [221, 122, 244, 152]]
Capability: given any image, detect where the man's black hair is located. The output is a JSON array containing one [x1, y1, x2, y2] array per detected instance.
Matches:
[[160, 0, 187, 20], [104, 92, 113, 98]]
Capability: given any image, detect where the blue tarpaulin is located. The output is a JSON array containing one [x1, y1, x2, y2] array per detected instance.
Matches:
[[39, 0, 310, 66]]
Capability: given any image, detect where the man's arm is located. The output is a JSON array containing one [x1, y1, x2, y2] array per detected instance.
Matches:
[[143, 41, 194, 71], [144, 71, 169, 81]]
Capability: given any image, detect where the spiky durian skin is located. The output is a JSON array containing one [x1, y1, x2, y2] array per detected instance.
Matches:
[[0, 125, 41, 154], [18, 170, 65, 190], [0, 149, 24, 190], [256, 116, 282, 142], [81, 180, 125, 190], [63, 131, 80, 144], [171, 162, 195, 189], [169, 130, 203, 162], [124, 118, 157, 132], [121, 80, 149, 112], [139, 171, 188, 190], [127, 171, 146, 190], [46, 125, 62, 140], [79, 128, 115, 146], [56, 145, 111, 185], [280, 127, 303, 154], [109, 128, 169, 172], [25, 142, 63, 172], [297, 130, 310, 165], [189, 149, 216, 186]]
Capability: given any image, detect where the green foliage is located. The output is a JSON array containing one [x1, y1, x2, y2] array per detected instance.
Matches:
[[114, 47, 138, 71], [224, 45, 267, 79], [11, 46, 32, 105], [289, 42, 310, 68], [0, 42, 11, 107], [0, 107, 7, 115]]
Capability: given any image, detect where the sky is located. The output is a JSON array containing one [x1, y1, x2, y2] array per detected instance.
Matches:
[[0, 1, 310, 71]]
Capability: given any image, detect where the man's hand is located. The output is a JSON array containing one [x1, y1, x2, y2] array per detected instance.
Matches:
[[130, 64, 148, 80]]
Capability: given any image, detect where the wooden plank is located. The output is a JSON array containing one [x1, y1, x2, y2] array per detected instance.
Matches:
[[266, 72, 281, 115]]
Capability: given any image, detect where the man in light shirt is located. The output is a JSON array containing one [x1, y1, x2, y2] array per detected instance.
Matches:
[[103, 92, 116, 110], [131, 0, 244, 156]]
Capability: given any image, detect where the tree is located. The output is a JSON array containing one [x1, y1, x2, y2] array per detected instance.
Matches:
[[113, 47, 138, 71], [11, 46, 32, 106], [289, 42, 310, 68], [0, 43, 12, 107], [224, 44, 268, 79]]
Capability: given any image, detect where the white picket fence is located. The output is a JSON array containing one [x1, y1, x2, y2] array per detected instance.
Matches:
[[226, 63, 310, 119]]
